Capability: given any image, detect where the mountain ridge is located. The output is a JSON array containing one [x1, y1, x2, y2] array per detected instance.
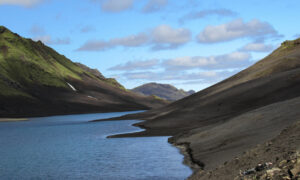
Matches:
[[0, 26, 167, 117], [132, 82, 195, 101]]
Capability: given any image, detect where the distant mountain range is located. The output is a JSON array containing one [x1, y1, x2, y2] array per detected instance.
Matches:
[[98, 37, 300, 179], [0, 26, 167, 117], [132, 83, 195, 101]]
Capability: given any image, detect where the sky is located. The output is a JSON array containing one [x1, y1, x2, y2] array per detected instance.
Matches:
[[0, 0, 299, 91]]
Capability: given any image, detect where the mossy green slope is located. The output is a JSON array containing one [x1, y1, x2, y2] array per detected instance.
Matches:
[[0, 26, 123, 97], [0, 26, 167, 117]]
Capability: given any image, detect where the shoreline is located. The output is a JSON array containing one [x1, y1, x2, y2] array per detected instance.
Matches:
[[170, 141, 204, 171], [0, 108, 149, 119], [171, 142, 204, 176], [104, 119, 201, 177], [0, 110, 144, 122], [0, 118, 28, 122]]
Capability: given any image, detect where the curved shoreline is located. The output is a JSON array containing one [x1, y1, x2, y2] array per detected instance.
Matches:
[[104, 119, 199, 177]]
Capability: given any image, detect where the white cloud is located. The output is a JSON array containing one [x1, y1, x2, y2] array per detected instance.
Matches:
[[77, 33, 148, 51], [100, 0, 134, 12], [109, 51, 253, 86], [77, 25, 191, 51], [50, 37, 71, 45], [164, 56, 217, 68], [110, 33, 149, 47], [143, 0, 168, 13], [76, 40, 111, 51], [34, 35, 70, 45], [0, 0, 43, 7], [180, 9, 237, 23], [107, 51, 252, 86], [109, 59, 159, 71], [29, 25, 70, 45], [80, 26, 96, 33], [240, 42, 274, 52], [164, 51, 251, 70], [118, 70, 234, 85], [197, 19, 281, 43], [34, 35, 51, 44], [107, 52, 251, 73], [151, 25, 191, 49], [30, 25, 45, 35]]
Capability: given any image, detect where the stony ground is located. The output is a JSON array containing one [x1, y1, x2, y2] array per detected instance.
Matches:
[[189, 120, 300, 180]]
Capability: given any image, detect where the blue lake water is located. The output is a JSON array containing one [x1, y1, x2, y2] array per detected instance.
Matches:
[[0, 112, 192, 180]]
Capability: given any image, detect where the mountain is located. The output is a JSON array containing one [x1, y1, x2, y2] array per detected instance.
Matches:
[[131, 83, 195, 101], [95, 38, 300, 178], [75, 62, 126, 91], [75, 62, 105, 80], [0, 26, 167, 117]]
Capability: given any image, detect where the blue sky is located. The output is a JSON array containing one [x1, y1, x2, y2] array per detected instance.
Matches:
[[0, 0, 299, 91]]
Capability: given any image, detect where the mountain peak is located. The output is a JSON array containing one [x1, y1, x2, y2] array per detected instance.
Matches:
[[0, 26, 8, 34], [132, 82, 195, 101], [280, 38, 300, 50]]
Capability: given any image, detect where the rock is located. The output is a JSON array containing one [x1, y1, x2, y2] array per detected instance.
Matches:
[[234, 158, 240, 164], [260, 173, 268, 179], [266, 168, 281, 177], [282, 176, 291, 180], [280, 160, 288, 167], [233, 176, 240, 180], [291, 163, 300, 176]]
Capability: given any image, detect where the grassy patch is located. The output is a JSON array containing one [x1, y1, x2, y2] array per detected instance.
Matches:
[[105, 78, 127, 90], [0, 26, 129, 96]]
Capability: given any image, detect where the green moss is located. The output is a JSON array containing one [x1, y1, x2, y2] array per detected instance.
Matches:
[[0, 79, 31, 97], [280, 38, 300, 51], [0, 26, 130, 97], [151, 95, 163, 100], [0, 27, 85, 90], [104, 78, 126, 90]]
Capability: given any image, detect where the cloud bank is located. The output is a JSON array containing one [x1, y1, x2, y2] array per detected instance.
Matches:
[[108, 50, 253, 85], [180, 9, 237, 23], [33, 35, 71, 45], [164, 51, 251, 70], [143, 0, 168, 13], [197, 19, 281, 43], [240, 42, 274, 52], [109, 59, 159, 71], [0, 0, 44, 7], [101, 0, 134, 12], [77, 25, 191, 51]]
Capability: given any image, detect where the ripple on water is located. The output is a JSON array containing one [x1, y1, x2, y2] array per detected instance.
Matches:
[[0, 112, 192, 180]]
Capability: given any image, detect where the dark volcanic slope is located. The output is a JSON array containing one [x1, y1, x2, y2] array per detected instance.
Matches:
[[132, 82, 195, 101], [102, 38, 300, 172], [0, 26, 167, 117], [190, 117, 300, 180]]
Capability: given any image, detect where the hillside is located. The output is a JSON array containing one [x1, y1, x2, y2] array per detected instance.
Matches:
[[190, 118, 300, 180], [95, 38, 300, 178], [0, 26, 167, 117], [132, 83, 195, 101]]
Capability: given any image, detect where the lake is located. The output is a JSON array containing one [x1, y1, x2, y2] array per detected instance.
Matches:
[[0, 112, 192, 180]]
